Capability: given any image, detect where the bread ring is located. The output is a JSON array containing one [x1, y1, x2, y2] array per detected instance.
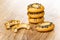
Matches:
[[27, 3, 44, 12], [27, 11, 44, 18], [5, 20, 20, 29], [11, 23, 30, 32], [36, 21, 55, 32], [28, 17, 44, 23]]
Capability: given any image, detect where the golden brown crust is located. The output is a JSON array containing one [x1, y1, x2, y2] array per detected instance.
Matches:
[[36, 22, 55, 32], [28, 12, 44, 18], [5, 20, 20, 29], [28, 17, 44, 23], [27, 3, 44, 12], [11, 23, 30, 32]]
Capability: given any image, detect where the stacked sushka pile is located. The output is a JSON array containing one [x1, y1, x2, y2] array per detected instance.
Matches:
[[4, 3, 55, 32], [27, 3, 55, 32], [27, 3, 44, 24]]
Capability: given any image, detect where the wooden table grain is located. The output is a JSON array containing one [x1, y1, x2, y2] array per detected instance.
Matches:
[[0, 28, 55, 40]]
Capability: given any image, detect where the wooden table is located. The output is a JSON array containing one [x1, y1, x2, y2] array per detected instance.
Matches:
[[0, 28, 55, 40]]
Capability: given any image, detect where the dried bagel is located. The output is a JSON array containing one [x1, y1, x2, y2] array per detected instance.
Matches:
[[27, 3, 44, 12], [35, 21, 55, 32], [11, 23, 30, 32], [5, 20, 20, 29]]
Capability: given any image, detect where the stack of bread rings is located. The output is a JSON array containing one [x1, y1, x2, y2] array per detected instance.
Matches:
[[4, 3, 55, 32], [27, 3, 44, 24], [27, 3, 55, 32]]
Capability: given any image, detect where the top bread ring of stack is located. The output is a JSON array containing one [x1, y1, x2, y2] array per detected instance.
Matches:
[[27, 3, 44, 12]]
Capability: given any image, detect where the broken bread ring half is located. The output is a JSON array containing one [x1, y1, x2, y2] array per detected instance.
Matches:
[[11, 23, 30, 32], [36, 21, 55, 32], [5, 20, 20, 29]]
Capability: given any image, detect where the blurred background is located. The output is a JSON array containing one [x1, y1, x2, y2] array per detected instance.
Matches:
[[0, 0, 60, 23], [0, 0, 60, 40]]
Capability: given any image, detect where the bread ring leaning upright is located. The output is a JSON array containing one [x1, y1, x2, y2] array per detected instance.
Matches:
[[27, 3, 44, 12], [35, 21, 55, 32]]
